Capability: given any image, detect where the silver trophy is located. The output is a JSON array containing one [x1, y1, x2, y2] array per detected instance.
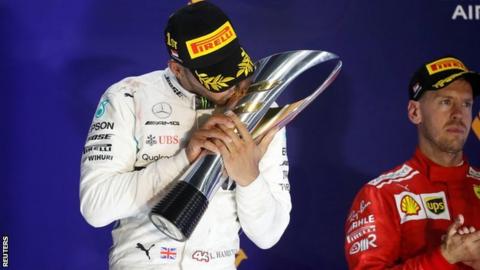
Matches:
[[149, 50, 342, 241]]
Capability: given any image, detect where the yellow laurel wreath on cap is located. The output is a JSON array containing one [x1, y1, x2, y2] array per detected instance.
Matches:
[[194, 48, 254, 92], [236, 48, 254, 78], [432, 72, 466, 89], [195, 71, 235, 91]]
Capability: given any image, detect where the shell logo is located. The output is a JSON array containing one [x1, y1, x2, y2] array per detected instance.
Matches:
[[400, 195, 421, 216]]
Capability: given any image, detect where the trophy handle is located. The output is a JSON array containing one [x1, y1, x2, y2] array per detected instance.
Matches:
[[249, 59, 342, 139]]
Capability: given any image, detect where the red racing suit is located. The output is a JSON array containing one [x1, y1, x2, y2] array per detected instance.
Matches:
[[345, 148, 480, 269]]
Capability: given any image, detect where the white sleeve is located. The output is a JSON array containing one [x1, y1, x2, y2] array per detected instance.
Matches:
[[79, 86, 189, 228], [235, 127, 291, 249]]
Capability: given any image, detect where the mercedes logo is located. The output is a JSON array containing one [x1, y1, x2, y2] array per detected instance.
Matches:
[[152, 102, 172, 119]]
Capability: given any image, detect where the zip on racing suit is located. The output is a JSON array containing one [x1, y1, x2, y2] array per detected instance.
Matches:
[[345, 148, 480, 269], [80, 68, 292, 270]]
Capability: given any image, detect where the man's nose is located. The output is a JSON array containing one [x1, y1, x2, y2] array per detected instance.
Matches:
[[451, 102, 465, 120]]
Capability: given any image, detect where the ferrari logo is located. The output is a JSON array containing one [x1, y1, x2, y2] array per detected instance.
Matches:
[[474, 185, 480, 200]]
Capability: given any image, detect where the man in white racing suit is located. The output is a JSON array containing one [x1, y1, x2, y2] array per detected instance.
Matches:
[[79, 1, 291, 269]]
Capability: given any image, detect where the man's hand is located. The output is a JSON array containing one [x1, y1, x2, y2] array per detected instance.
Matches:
[[185, 114, 235, 163], [212, 111, 278, 186], [441, 214, 480, 265], [457, 222, 480, 270]]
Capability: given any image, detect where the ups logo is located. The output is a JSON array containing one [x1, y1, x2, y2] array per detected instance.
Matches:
[[425, 197, 445, 214]]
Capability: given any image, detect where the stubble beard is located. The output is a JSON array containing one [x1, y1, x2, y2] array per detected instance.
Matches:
[[421, 124, 466, 154]]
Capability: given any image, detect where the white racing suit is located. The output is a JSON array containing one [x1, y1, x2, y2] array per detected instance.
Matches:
[[80, 68, 292, 270]]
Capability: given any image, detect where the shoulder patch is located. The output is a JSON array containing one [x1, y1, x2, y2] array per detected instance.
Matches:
[[468, 167, 480, 181], [368, 164, 416, 188]]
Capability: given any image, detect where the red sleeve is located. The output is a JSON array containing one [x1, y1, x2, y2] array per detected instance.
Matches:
[[344, 185, 458, 270]]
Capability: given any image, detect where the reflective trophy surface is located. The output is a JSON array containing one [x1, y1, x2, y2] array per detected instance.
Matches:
[[473, 112, 480, 140], [149, 50, 342, 241]]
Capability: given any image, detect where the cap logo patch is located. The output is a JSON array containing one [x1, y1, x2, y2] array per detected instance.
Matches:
[[166, 32, 178, 50], [186, 21, 237, 59], [195, 70, 234, 91], [426, 57, 467, 75], [236, 48, 254, 77], [412, 82, 422, 96], [432, 72, 467, 89]]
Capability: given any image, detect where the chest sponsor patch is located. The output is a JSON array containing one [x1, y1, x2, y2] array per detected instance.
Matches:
[[394, 191, 451, 223], [395, 192, 427, 224], [474, 184, 480, 200], [420, 192, 450, 220]]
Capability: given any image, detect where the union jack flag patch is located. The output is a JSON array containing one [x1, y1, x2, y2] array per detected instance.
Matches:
[[160, 247, 177, 260]]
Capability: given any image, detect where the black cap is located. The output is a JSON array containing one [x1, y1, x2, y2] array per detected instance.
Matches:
[[408, 56, 480, 101], [164, 1, 254, 92]]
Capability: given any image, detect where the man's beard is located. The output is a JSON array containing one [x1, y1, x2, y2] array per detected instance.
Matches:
[[434, 136, 466, 154], [422, 120, 467, 154]]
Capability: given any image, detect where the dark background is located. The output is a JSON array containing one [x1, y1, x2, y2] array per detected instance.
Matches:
[[1, 0, 479, 269]]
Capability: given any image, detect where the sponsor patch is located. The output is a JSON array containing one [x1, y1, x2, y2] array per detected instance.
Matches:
[[165, 74, 185, 98], [347, 214, 375, 233], [84, 154, 113, 162], [136, 243, 155, 260], [152, 102, 173, 119], [87, 133, 113, 141], [346, 225, 376, 244], [192, 249, 237, 263], [83, 143, 112, 154], [349, 234, 377, 255], [95, 99, 109, 118], [412, 82, 422, 96], [186, 21, 237, 59], [426, 57, 467, 75], [279, 183, 290, 191], [145, 120, 180, 126], [160, 247, 177, 260], [347, 200, 372, 223], [146, 135, 156, 146], [473, 184, 480, 200], [395, 192, 427, 224], [90, 121, 114, 132], [166, 32, 177, 49], [368, 165, 413, 187], [400, 195, 421, 216], [468, 167, 480, 180], [141, 153, 172, 161], [420, 192, 450, 220]]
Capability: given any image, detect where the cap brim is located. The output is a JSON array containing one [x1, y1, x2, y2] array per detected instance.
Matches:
[[190, 46, 255, 92]]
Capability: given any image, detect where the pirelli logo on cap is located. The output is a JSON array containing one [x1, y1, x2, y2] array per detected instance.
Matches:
[[186, 21, 237, 59], [426, 57, 467, 75]]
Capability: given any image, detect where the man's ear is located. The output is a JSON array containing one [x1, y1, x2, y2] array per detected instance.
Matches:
[[168, 60, 183, 78], [408, 100, 422, 124]]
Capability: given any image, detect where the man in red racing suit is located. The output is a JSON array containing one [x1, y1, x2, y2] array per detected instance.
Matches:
[[345, 56, 480, 269]]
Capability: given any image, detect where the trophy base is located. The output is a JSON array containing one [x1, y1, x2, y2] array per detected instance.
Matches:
[[149, 181, 209, 241]]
